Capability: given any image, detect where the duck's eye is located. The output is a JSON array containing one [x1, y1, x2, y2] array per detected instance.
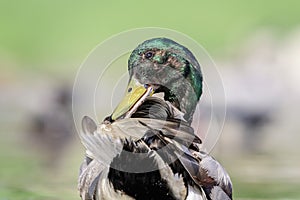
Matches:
[[127, 87, 132, 93], [145, 51, 154, 59]]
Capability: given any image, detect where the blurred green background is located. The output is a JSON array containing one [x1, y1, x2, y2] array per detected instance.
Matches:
[[1, 1, 300, 199]]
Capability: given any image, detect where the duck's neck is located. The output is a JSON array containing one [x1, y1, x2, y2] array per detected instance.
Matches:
[[166, 82, 199, 124]]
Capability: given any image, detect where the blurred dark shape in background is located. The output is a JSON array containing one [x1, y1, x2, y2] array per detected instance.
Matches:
[[26, 84, 74, 168], [227, 107, 272, 153]]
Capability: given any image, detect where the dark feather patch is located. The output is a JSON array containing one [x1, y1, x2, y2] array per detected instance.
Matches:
[[183, 60, 191, 78], [108, 140, 175, 200]]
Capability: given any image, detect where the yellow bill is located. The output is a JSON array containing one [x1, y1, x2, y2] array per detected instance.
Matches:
[[111, 78, 154, 120]]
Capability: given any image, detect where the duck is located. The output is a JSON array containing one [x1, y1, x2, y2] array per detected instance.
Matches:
[[78, 38, 233, 200]]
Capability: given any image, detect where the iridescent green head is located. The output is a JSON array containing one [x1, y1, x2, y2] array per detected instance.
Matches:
[[112, 38, 203, 123]]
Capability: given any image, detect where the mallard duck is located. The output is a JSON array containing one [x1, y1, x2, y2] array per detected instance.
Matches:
[[78, 38, 233, 200]]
